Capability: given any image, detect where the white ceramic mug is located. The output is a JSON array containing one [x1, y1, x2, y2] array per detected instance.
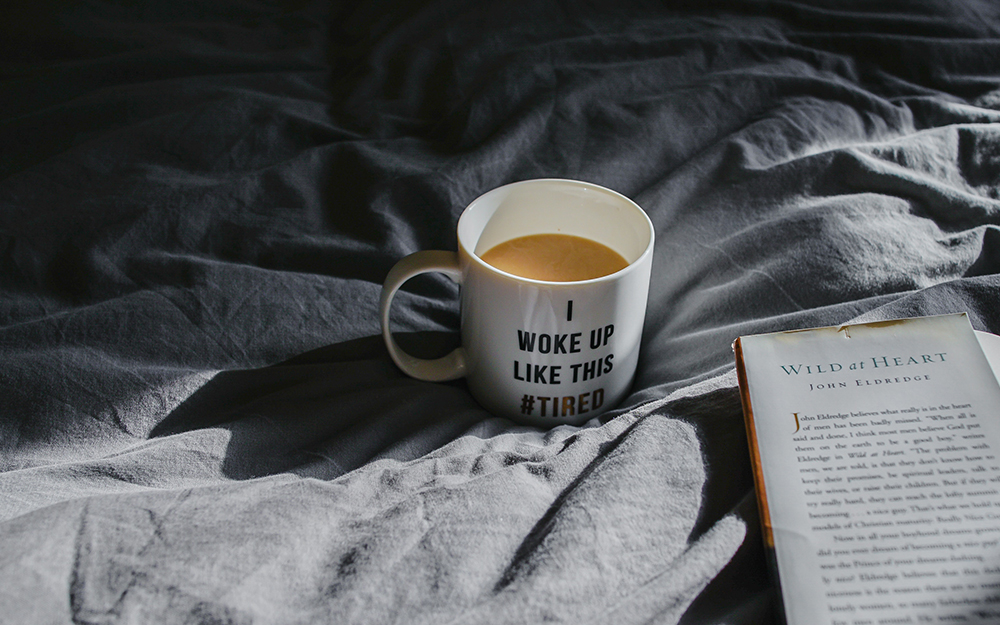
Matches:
[[379, 179, 654, 426]]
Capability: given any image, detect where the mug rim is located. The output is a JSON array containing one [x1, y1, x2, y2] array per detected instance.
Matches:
[[457, 178, 655, 286]]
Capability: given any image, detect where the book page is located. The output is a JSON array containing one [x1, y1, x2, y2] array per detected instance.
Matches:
[[977, 331, 1000, 386], [739, 314, 1000, 625]]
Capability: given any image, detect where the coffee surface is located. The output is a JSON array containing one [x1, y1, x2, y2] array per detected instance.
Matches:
[[479, 233, 629, 281]]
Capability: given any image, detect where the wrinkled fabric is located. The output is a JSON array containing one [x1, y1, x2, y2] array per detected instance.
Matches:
[[2, 0, 1000, 623]]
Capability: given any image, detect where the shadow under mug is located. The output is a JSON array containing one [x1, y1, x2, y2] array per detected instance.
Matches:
[[380, 179, 654, 426]]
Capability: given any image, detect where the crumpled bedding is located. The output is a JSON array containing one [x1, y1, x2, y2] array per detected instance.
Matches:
[[2, 1, 999, 623]]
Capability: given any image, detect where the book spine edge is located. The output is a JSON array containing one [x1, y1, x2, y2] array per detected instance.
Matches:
[[735, 337, 789, 625], [734, 337, 774, 549]]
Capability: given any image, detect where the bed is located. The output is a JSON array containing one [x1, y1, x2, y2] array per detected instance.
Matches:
[[3, 0, 999, 622]]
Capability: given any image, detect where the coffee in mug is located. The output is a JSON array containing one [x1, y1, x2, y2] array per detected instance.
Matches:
[[379, 179, 654, 426], [479, 233, 629, 282]]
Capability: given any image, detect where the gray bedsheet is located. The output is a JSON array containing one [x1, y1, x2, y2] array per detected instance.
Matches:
[[2, 0, 999, 622]]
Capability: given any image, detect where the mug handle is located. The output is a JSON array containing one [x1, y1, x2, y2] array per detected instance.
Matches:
[[379, 250, 467, 381]]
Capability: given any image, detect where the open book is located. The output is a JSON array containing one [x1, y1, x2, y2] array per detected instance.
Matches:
[[734, 313, 1000, 625]]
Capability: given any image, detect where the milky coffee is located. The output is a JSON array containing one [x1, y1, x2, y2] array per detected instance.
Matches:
[[480, 233, 628, 282]]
